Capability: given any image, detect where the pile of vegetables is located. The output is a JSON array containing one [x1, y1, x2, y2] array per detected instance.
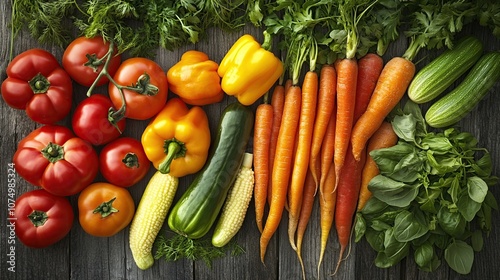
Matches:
[[2, 0, 500, 277]]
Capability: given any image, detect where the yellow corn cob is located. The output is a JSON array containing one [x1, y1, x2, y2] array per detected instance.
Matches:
[[212, 153, 254, 247], [129, 171, 179, 270]]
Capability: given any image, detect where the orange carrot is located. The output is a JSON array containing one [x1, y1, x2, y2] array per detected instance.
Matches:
[[353, 53, 384, 122], [319, 105, 336, 195], [333, 145, 367, 274], [309, 64, 337, 188], [317, 161, 337, 277], [260, 85, 301, 263], [267, 85, 286, 206], [288, 71, 318, 250], [285, 78, 293, 93], [253, 94, 274, 233], [351, 57, 415, 161], [295, 169, 317, 280], [357, 121, 398, 211], [334, 58, 358, 190]]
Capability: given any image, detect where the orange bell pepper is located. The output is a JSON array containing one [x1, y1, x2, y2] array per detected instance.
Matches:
[[167, 50, 224, 106], [141, 98, 211, 177]]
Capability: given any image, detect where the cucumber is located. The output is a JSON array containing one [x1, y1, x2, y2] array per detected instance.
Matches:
[[408, 36, 483, 104], [167, 102, 254, 239], [425, 51, 500, 128]]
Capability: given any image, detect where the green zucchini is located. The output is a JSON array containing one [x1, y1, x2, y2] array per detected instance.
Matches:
[[408, 36, 483, 104], [167, 102, 254, 239], [425, 51, 500, 128]]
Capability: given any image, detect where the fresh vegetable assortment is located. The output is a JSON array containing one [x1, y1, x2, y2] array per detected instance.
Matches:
[[2, 0, 500, 278]]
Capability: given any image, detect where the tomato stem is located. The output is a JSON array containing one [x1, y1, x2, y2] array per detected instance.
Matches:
[[122, 152, 140, 168], [86, 41, 128, 124], [28, 73, 50, 94], [107, 107, 124, 134], [41, 142, 64, 163], [28, 210, 48, 227], [93, 197, 119, 218], [159, 138, 187, 174]]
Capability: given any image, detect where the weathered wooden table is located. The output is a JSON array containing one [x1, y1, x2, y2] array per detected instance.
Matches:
[[1, 1, 500, 279]]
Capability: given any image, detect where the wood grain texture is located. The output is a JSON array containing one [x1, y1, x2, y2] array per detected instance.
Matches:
[[1, 1, 500, 280]]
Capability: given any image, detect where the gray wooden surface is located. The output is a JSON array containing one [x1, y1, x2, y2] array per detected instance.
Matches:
[[1, 1, 500, 280]]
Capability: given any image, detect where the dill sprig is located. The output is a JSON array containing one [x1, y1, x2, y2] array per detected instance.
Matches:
[[11, 0, 76, 48], [154, 232, 245, 268]]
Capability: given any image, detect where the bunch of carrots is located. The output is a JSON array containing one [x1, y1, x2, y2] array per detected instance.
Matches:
[[253, 49, 410, 277]]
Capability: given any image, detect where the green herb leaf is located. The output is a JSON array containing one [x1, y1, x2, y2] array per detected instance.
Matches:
[[354, 213, 366, 242], [457, 191, 482, 222], [444, 240, 474, 275], [393, 210, 429, 242], [471, 230, 484, 252], [375, 229, 410, 268], [392, 114, 417, 143], [414, 242, 434, 268], [368, 175, 420, 207], [437, 206, 466, 238], [467, 176, 488, 203]]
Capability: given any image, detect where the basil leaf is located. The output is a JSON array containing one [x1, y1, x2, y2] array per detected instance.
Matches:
[[447, 176, 460, 204], [361, 197, 390, 216], [375, 229, 410, 268], [457, 191, 481, 222], [371, 220, 392, 231], [369, 143, 415, 174], [392, 113, 416, 142], [426, 150, 461, 175], [444, 240, 474, 275], [369, 175, 419, 207], [471, 152, 493, 177], [437, 206, 466, 238], [467, 176, 488, 203], [484, 191, 499, 210], [402, 99, 427, 135], [354, 213, 366, 242], [471, 230, 484, 252], [388, 151, 423, 182], [421, 135, 453, 153], [393, 210, 429, 242], [365, 229, 385, 252], [414, 242, 433, 268]]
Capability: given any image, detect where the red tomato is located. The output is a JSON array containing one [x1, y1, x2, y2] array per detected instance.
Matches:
[[99, 137, 151, 188], [1, 48, 73, 124], [62, 36, 121, 87], [72, 94, 126, 146], [13, 125, 99, 196], [78, 183, 135, 237], [108, 57, 168, 120], [13, 189, 74, 248]]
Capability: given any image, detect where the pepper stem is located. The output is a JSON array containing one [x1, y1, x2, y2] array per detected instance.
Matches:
[[261, 30, 273, 51], [28, 210, 48, 227], [93, 197, 119, 218], [159, 138, 187, 174]]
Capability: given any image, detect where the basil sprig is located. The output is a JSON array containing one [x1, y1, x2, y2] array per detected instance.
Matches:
[[355, 101, 498, 274]]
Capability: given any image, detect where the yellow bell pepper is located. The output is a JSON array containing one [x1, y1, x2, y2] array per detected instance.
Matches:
[[167, 50, 224, 106], [218, 32, 284, 106], [141, 98, 211, 178]]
